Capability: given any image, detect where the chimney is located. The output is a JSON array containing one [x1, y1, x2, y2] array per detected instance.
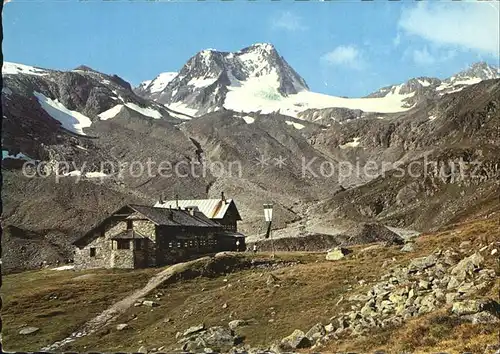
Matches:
[[159, 193, 164, 204], [188, 207, 195, 216], [221, 191, 226, 202], [168, 209, 173, 220], [175, 194, 179, 208]]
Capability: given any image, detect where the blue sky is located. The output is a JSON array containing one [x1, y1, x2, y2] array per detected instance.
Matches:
[[3, 0, 499, 97]]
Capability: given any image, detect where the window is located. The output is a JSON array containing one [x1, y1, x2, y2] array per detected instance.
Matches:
[[90, 248, 96, 257], [168, 242, 173, 248], [127, 220, 133, 230], [117, 240, 130, 250]]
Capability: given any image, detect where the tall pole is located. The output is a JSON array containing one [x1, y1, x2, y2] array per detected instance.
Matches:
[[270, 223, 275, 259], [264, 203, 274, 259]]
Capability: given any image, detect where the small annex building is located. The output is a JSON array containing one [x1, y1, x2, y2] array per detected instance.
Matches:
[[154, 192, 242, 233], [73, 199, 245, 270]]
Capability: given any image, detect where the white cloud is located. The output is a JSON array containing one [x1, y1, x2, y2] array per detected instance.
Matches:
[[321, 45, 365, 70], [412, 47, 436, 66], [405, 46, 457, 66], [393, 33, 401, 48], [399, 2, 499, 57], [271, 11, 307, 32]]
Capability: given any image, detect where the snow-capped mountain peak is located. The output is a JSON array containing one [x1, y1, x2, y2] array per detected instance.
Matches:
[[368, 62, 499, 102], [135, 72, 178, 97], [135, 43, 309, 116]]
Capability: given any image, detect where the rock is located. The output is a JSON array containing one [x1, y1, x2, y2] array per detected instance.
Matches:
[[452, 300, 487, 316], [142, 300, 159, 307], [183, 323, 205, 337], [408, 254, 438, 272], [491, 249, 498, 256], [459, 241, 471, 249], [447, 276, 461, 290], [348, 294, 370, 302], [326, 247, 351, 261], [433, 289, 445, 301], [388, 293, 406, 306], [418, 279, 430, 290], [305, 323, 325, 341], [445, 293, 458, 306], [222, 303, 228, 309], [116, 323, 129, 331], [324, 323, 335, 333], [19, 326, 40, 335], [450, 252, 484, 280], [466, 311, 500, 324], [401, 243, 416, 252], [228, 320, 247, 330], [183, 326, 237, 352], [137, 345, 148, 353], [280, 329, 311, 349]]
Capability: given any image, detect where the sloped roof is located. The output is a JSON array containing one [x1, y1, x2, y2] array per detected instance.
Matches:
[[154, 199, 241, 220], [128, 204, 222, 228], [74, 204, 222, 247]]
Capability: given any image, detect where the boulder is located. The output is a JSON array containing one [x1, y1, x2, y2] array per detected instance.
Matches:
[[324, 323, 335, 333], [305, 323, 326, 341], [459, 241, 471, 249], [142, 300, 159, 307], [228, 320, 248, 330], [450, 252, 484, 280], [280, 329, 311, 349], [183, 326, 238, 352], [183, 323, 205, 337], [326, 247, 351, 261], [19, 326, 40, 335], [452, 300, 487, 316], [137, 345, 148, 353], [116, 323, 129, 331], [466, 311, 500, 324], [408, 254, 438, 272], [401, 243, 416, 252], [447, 276, 461, 290]]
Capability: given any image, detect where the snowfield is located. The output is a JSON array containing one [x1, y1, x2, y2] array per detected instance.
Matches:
[[285, 121, 305, 130], [2, 62, 48, 76], [224, 88, 415, 118], [147, 72, 178, 93], [34, 92, 92, 135], [98, 104, 124, 120], [241, 116, 255, 124], [339, 137, 361, 149], [98, 103, 163, 120]]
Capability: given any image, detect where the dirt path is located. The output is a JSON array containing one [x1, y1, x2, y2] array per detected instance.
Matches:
[[42, 257, 211, 351]]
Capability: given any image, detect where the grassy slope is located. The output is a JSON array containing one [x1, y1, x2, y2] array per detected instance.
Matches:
[[1, 267, 157, 351], [2, 218, 499, 352]]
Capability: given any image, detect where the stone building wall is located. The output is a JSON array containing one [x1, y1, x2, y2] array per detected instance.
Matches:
[[111, 248, 135, 269], [134, 220, 156, 267], [74, 231, 113, 270], [75, 220, 128, 270]]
